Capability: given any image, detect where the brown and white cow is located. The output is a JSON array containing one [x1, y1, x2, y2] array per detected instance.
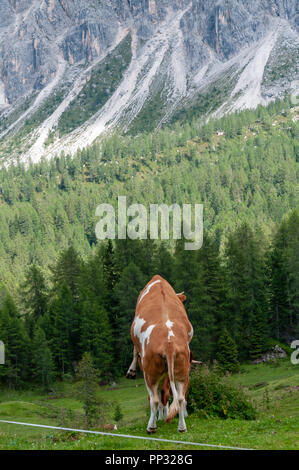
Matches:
[[126, 275, 193, 433]]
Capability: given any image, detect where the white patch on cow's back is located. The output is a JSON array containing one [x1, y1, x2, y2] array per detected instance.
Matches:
[[134, 316, 146, 337], [133, 316, 156, 360], [166, 319, 175, 341], [138, 279, 161, 304]]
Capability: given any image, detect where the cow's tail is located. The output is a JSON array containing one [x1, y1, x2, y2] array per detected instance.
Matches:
[[165, 344, 179, 423]]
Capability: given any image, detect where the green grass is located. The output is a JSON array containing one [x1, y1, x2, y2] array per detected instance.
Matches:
[[0, 360, 298, 450]]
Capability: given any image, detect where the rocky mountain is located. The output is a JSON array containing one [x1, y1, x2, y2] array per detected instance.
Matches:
[[0, 0, 298, 162]]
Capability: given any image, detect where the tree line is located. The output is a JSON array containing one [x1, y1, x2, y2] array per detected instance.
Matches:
[[0, 96, 298, 295], [0, 210, 298, 389]]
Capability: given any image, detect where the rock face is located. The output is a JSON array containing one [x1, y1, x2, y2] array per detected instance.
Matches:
[[251, 345, 287, 364], [0, 0, 298, 161]]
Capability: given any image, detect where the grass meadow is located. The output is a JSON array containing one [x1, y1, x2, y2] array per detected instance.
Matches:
[[0, 359, 298, 450]]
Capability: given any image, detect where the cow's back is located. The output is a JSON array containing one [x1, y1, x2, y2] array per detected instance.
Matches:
[[132, 275, 192, 367]]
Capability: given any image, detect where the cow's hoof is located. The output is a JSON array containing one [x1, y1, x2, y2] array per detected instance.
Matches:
[[147, 427, 157, 434], [178, 428, 187, 433], [126, 369, 136, 379]]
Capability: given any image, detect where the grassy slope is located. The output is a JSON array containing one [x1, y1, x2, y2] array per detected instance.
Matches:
[[0, 359, 298, 450]]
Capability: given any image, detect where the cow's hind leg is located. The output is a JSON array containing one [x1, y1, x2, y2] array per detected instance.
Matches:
[[158, 376, 170, 421], [176, 382, 187, 432], [163, 402, 169, 420], [184, 379, 189, 418], [158, 390, 164, 421], [145, 380, 159, 433], [126, 346, 138, 379], [158, 401, 164, 421], [158, 400, 169, 421]]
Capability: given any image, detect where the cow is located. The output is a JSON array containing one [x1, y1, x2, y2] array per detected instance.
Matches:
[[126, 275, 193, 433]]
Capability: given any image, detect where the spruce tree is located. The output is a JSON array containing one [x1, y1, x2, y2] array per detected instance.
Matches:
[[102, 240, 118, 291], [249, 314, 265, 361], [216, 328, 240, 373], [154, 242, 175, 285], [51, 247, 82, 356], [0, 295, 30, 386], [80, 299, 113, 378], [225, 224, 268, 361], [32, 325, 55, 390], [21, 265, 48, 338], [100, 241, 119, 358], [114, 262, 146, 371], [51, 283, 75, 375], [268, 210, 299, 341], [268, 222, 290, 340], [51, 246, 82, 301], [174, 236, 226, 361], [76, 352, 101, 428]]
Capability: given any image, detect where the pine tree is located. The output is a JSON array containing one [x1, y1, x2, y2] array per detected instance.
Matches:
[[102, 240, 118, 291], [268, 210, 299, 341], [78, 247, 115, 375], [225, 224, 268, 361], [216, 328, 240, 373], [51, 247, 82, 362], [50, 283, 75, 375], [268, 221, 290, 340], [173, 238, 198, 296], [114, 262, 146, 371], [249, 314, 265, 360], [76, 352, 101, 428], [154, 242, 175, 285], [80, 299, 113, 378], [137, 238, 156, 278], [21, 264, 48, 338], [32, 325, 55, 390], [51, 246, 82, 301], [100, 241, 119, 355], [173, 236, 226, 361], [0, 295, 30, 387], [189, 254, 214, 358]]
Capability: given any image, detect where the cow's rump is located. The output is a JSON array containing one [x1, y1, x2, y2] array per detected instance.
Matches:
[[127, 274, 193, 433]]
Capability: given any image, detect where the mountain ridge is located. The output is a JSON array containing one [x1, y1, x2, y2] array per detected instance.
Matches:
[[0, 0, 298, 162]]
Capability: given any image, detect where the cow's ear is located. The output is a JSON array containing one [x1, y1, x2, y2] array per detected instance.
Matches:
[[176, 292, 186, 303]]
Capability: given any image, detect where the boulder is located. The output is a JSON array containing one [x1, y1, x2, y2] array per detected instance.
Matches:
[[251, 345, 287, 364]]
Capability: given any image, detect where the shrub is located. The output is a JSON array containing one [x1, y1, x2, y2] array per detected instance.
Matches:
[[113, 403, 123, 423], [187, 365, 257, 420]]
